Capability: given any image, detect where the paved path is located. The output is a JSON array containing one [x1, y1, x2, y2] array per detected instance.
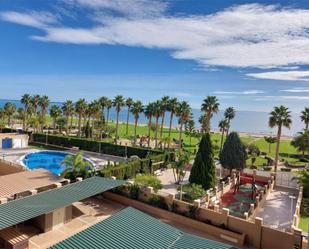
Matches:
[[255, 186, 298, 231]]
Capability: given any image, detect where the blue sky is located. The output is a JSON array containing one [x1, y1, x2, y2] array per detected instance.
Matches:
[[0, 0, 309, 112]]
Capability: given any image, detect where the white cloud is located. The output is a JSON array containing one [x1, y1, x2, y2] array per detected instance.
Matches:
[[280, 87, 309, 93], [0, 11, 58, 28], [255, 95, 309, 101], [172, 92, 192, 97], [3, 4, 309, 69], [247, 71, 309, 81], [213, 90, 264, 95]]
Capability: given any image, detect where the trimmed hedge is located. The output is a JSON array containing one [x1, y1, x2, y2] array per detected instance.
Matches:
[[32, 133, 162, 158]]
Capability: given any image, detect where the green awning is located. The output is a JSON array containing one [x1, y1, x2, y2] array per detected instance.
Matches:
[[0, 176, 123, 229], [51, 207, 238, 249]]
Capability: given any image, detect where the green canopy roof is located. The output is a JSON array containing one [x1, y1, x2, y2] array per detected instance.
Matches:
[[0, 176, 123, 229], [51, 207, 238, 249]]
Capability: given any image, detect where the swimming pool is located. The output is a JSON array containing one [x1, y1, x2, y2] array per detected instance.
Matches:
[[21, 151, 94, 175]]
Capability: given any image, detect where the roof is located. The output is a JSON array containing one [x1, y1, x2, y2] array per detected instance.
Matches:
[[0, 176, 123, 229], [50, 207, 238, 249], [0, 169, 63, 198]]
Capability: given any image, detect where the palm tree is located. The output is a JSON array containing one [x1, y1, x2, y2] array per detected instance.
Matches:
[[218, 119, 229, 151], [4, 102, 16, 127], [185, 114, 195, 146], [153, 100, 162, 148], [224, 107, 236, 136], [0, 108, 5, 132], [300, 107, 309, 131], [61, 152, 94, 181], [21, 94, 31, 130], [131, 101, 144, 144], [264, 136, 277, 153], [31, 94, 41, 115], [269, 105, 292, 172], [99, 96, 109, 128], [17, 108, 26, 128], [50, 105, 61, 132], [113, 95, 125, 141], [144, 102, 155, 148], [75, 99, 87, 137], [39, 95, 49, 131], [88, 100, 101, 138], [105, 99, 112, 129], [167, 98, 178, 148], [62, 100, 74, 134], [125, 97, 134, 135], [159, 96, 169, 138], [201, 96, 219, 132], [177, 101, 191, 146], [291, 130, 309, 157]]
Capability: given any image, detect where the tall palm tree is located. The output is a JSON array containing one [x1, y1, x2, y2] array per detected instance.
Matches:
[[177, 101, 191, 145], [113, 95, 125, 141], [99, 96, 109, 126], [105, 99, 112, 129], [50, 105, 61, 131], [160, 96, 169, 138], [291, 130, 309, 157], [153, 100, 162, 148], [131, 101, 144, 144], [125, 97, 134, 135], [144, 102, 155, 148], [75, 99, 87, 137], [39, 95, 49, 131], [4, 102, 16, 127], [201, 96, 219, 132], [31, 94, 41, 115], [21, 94, 31, 130], [62, 100, 74, 134], [88, 100, 101, 138], [269, 105, 292, 172], [218, 119, 229, 151], [300, 107, 309, 131], [167, 98, 178, 148], [224, 107, 236, 136]]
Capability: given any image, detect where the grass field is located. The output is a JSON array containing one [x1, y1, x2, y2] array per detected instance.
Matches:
[[299, 215, 309, 232]]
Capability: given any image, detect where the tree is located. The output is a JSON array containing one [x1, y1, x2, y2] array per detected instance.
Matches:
[[39, 95, 49, 131], [159, 96, 169, 138], [131, 100, 143, 144], [201, 96, 219, 132], [144, 102, 155, 148], [189, 133, 216, 190], [176, 101, 191, 146], [134, 174, 163, 193], [125, 97, 134, 135], [172, 151, 190, 184], [220, 132, 247, 174], [61, 152, 94, 181], [21, 93, 31, 130], [300, 107, 309, 131], [56, 117, 67, 134], [153, 100, 162, 148], [218, 119, 229, 151], [87, 100, 101, 138], [291, 130, 309, 157], [31, 94, 41, 114], [113, 95, 125, 141], [269, 105, 292, 172], [264, 136, 277, 153], [105, 99, 112, 129], [62, 100, 74, 134], [16, 108, 26, 129], [75, 98, 87, 137], [167, 97, 178, 148], [185, 114, 195, 146], [0, 108, 5, 131], [50, 105, 61, 131], [4, 102, 16, 127], [224, 107, 236, 136], [293, 170, 309, 198]]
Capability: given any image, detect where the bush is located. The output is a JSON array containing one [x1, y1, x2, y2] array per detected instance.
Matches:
[[129, 184, 139, 200], [179, 183, 205, 201], [134, 174, 163, 192], [148, 195, 169, 210], [281, 168, 291, 172]]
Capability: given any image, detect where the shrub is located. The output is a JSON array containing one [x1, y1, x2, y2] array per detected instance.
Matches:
[[148, 195, 169, 210], [281, 168, 291, 172], [179, 183, 205, 201], [134, 174, 163, 192], [129, 184, 139, 200]]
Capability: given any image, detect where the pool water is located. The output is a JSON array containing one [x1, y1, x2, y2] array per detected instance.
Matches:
[[22, 151, 70, 175]]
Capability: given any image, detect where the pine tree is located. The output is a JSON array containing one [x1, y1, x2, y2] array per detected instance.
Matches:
[[219, 132, 247, 173], [189, 133, 216, 189]]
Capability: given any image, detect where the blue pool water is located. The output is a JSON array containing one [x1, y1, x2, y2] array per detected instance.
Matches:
[[22, 151, 70, 175]]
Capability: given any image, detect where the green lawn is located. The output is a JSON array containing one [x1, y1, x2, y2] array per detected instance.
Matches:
[[299, 215, 309, 232], [246, 156, 268, 168]]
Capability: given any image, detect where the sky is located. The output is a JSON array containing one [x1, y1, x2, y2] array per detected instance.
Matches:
[[0, 0, 309, 112]]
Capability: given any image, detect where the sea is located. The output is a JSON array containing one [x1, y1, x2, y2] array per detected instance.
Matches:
[[0, 99, 304, 136]]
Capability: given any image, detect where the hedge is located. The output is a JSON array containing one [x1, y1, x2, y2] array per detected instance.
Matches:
[[32, 133, 162, 158]]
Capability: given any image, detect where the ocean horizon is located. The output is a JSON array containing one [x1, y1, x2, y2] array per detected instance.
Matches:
[[0, 99, 304, 136]]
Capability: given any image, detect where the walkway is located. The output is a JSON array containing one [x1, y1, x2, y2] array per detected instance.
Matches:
[[157, 168, 189, 195], [255, 186, 298, 231]]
